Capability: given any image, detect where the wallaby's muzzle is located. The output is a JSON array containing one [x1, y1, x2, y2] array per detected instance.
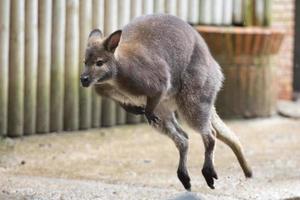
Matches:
[[80, 75, 91, 87]]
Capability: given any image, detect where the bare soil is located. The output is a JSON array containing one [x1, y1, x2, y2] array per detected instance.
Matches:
[[0, 117, 299, 200]]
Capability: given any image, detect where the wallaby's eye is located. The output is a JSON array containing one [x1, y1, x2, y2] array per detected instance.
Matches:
[[96, 60, 104, 67]]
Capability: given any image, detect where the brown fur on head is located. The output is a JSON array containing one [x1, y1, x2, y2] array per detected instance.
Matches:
[[80, 29, 122, 87]]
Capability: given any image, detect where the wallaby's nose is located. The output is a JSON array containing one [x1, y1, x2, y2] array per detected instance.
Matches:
[[80, 75, 90, 87]]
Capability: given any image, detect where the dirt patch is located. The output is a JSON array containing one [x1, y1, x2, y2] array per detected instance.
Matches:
[[0, 117, 300, 199]]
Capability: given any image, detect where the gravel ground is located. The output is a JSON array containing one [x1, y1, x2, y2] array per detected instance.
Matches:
[[0, 117, 300, 200]]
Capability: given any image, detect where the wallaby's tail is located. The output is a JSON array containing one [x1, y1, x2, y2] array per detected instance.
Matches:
[[211, 107, 253, 178]]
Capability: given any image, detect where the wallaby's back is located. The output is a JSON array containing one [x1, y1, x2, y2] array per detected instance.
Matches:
[[117, 14, 223, 96]]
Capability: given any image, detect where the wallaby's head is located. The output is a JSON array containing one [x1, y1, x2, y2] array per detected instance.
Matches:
[[80, 29, 122, 87]]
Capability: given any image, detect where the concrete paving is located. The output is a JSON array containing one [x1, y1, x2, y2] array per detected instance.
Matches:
[[0, 117, 300, 200]]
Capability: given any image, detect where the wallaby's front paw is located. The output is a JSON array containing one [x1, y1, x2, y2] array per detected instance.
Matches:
[[145, 112, 160, 125], [127, 105, 145, 115], [202, 166, 218, 189]]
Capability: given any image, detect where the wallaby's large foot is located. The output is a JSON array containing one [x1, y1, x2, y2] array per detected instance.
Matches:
[[177, 169, 191, 191], [202, 165, 218, 189], [245, 169, 253, 178], [145, 112, 160, 125]]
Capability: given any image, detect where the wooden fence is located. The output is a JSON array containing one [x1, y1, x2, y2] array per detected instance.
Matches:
[[0, 0, 271, 137]]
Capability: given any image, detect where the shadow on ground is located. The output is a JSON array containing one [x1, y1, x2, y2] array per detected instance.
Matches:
[[171, 192, 205, 200]]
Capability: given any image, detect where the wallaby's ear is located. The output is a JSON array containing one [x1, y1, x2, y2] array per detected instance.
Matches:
[[89, 29, 103, 39], [103, 30, 122, 52]]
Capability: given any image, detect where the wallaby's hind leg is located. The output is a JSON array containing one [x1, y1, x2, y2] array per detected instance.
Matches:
[[177, 94, 218, 189], [152, 105, 191, 190], [200, 127, 218, 189], [211, 107, 253, 178]]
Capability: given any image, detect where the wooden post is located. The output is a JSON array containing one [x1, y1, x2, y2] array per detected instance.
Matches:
[[211, 0, 223, 25], [243, 0, 253, 26], [165, 0, 176, 15], [253, 0, 264, 26], [127, 0, 142, 124], [188, 0, 200, 25], [64, 0, 80, 131], [51, 0, 66, 132], [91, 0, 104, 128], [177, 0, 188, 20], [154, 0, 165, 13], [223, 0, 233, 25], [118, 0, 131, 28], [233, 0, 243, 25], [116, 0, 130, 125], [0, 0, 10, 136], [8, 0, 25, 137], [24, 0, 38, 135], [264, 0, 271, 26], [102, 0, 118, 126], [199, 0, 212, 24], [143, 0, 154, 15], [131, 0, 143, 19], [79, 0, 92, 129], [37, 0, 52, 133]]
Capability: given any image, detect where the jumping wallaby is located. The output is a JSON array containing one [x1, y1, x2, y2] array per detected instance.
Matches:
[[80, 14, 252, 190]]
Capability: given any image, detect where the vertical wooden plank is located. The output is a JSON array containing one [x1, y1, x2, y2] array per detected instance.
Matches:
[[102, 0, 118, 126], [118, 0, 131, 28], [199, 0, 212, 25], [51, 0, 66, 132], [64, 0, 80, 131], [177, 0, 188, 20], [243, 0, 253, 26], [165, 0, 177, 15], [79, 0, 92, 129], [0, 0, 10, 136], [254, 0, 264, 26], [127, 0, 142, 124], [8, 0, 25, 137], [223, 0, 233, 25], [264, 0, 271, 26], [188, 0, 200, 25], [116, 0, 130, 125], [131, 0, 143, 19], [238, 63, 248, 117], [211, 0, 223, 25], [141, 0, 154, 123], [143, 0, 154, 15], [24, 0, 38, 135], [37, 0, 52, 133], [92, 0, 104, 128], [154, 0, 165, 14], [233, 0, 243, 25]]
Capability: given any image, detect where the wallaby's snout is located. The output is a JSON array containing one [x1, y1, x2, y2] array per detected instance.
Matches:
[[80, 74, 91, 87]]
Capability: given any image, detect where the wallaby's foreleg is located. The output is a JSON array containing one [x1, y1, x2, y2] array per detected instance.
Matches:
[[145, 95, 162, 125], [152, 105, 191, 190], [211, 107, 253, 178], [119, 103, 145, 115]]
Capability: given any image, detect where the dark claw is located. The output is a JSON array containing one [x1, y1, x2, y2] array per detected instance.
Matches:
[[202, 166, 218, 189], [145, 112, 160, 125], [177, 169, 191, 191]]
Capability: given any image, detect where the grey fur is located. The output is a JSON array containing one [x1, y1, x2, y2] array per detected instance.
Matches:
[[80, 14, 252, 190]]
